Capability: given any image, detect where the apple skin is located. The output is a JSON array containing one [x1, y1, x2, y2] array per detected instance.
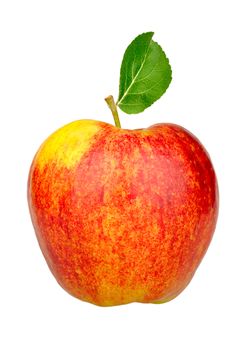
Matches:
[[28, 120, 218, 306]]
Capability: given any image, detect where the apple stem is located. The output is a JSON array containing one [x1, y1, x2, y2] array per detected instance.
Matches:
[[105, 95, 121, 128]]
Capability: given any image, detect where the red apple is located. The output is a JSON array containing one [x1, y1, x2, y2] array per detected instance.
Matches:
[[28, 119, 218, 306]]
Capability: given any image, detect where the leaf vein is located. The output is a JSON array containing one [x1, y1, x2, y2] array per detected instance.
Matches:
[[124, 77, 166, 96], [134, 62, 161, 83]]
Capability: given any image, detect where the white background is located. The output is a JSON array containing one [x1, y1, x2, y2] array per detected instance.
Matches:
[[0, 0, 248, 349]]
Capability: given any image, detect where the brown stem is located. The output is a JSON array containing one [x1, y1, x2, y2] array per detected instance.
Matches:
[[105, 95, 121, 128]]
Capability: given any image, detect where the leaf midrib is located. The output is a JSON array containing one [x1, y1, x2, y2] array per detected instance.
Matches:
[[117, 38, 152, 106]]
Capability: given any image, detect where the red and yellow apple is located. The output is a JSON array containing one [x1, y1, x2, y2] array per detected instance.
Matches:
[[28, 119, 218, 306]]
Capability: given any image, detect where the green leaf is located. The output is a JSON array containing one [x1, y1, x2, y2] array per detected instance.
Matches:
[[117, 32, 172, 114]]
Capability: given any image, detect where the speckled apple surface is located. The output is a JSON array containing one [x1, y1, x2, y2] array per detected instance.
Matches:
[[28, 120, 218, 306]]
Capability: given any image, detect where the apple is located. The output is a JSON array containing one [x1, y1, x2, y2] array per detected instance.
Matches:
[[28, 119, 218, 306]]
